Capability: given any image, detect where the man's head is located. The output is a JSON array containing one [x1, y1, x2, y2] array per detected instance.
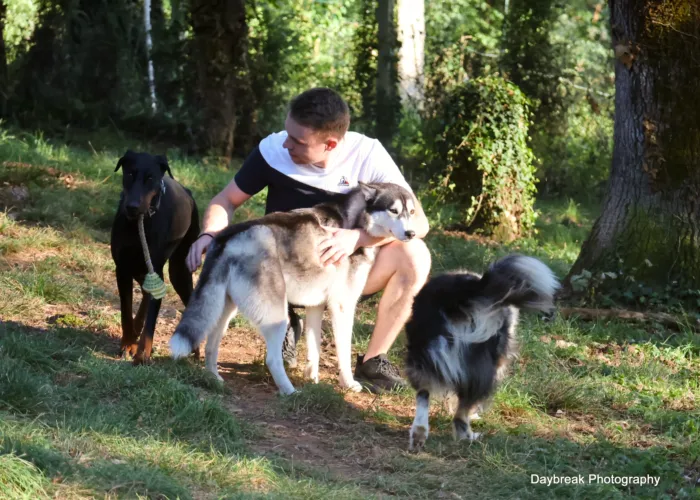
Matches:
[[282, 87, 350, 166]]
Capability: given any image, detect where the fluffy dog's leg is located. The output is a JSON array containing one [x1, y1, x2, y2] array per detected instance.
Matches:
[[260, 321, 296, 395], [204, 298, 237, 382], [409, 390, 430, 452], [453, 396, 482, 441], [328, 302, 362, 392], [303, 306, 324, 383]]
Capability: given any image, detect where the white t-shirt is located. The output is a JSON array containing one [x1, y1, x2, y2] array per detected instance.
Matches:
[[235, 131, 412, 215], [258, 131, 411, 193]]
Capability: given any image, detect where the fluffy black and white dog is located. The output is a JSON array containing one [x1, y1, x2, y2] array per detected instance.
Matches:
[[405, 254, 559, 451]]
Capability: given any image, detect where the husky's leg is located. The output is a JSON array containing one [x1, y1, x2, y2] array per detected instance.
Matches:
[[303, 305, 324, 383], [204, 298, 238, 382], [260, 320, 296, 395], [409, 389, 430, 451], [453, 394, 482, 441], [327, 302, 362, 392]]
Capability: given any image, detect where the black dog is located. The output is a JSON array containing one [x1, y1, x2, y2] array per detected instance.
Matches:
[[111, 150, 200, 364]]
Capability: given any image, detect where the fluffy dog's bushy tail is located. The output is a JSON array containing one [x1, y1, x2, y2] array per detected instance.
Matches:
[[169, 269, 228, 359], [479, 254, 560, 312]]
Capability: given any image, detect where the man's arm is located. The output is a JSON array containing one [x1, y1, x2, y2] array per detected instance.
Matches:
[[186, 179, 251, 272], [200, 178, 252, 234]]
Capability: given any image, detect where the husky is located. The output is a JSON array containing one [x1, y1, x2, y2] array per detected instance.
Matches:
[[405, 254, 559, 451], [169, 182, 419, 395]]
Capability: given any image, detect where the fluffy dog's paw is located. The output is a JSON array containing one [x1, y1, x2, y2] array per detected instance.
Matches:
[[468, 431, 482, 441], [303, 363, 319, 383], [409, 425, 428, 452]]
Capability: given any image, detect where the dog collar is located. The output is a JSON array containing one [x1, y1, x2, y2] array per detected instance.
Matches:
[[148, 179, 166, 217]]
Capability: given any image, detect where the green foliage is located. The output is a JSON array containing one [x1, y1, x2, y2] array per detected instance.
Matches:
[[248, 0, 363, 136], [423, 0, 503, 115], [425, 76, 538, 241]]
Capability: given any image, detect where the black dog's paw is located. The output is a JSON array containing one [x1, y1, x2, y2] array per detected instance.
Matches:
[[132, 353, 153, 366], [120, 343, 139, 360]]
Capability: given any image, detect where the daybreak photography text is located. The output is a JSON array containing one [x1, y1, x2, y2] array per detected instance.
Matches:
[[531, 475, 661, 487]]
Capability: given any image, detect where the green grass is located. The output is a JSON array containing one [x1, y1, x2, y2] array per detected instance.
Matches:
[[1, 126, 699, 498]]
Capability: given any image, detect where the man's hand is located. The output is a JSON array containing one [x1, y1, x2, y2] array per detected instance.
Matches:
[[186, 234, 214, 273], [318, 227, 361, 266]]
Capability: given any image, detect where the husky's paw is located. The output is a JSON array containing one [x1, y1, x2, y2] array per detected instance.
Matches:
[[279, 385, 297, 396], [303, 363, 319, 383], [340, 379, 363, 392], [409, 425, 428, 452]]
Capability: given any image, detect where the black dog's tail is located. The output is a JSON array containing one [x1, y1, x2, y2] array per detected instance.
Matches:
[[479, 254, 560, 313]]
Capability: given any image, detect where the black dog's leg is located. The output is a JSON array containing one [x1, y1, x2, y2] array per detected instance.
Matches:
[[134, 293, 150, 340], [116, 263, 139, 358], [133, 265, 165, 366]]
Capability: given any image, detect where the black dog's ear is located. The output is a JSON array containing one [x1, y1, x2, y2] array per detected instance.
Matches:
[[156, 155, 174, 179], [115, 150, 136, 172], [358, 181, 378, 202]]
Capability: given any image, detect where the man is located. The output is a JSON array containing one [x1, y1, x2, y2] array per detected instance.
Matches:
[[186, 87, 431, 393]]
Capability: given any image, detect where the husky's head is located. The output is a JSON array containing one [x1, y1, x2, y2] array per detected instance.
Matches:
[[359, 182, 418, 242]]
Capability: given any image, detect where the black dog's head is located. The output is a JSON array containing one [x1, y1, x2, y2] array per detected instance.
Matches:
[[115, 150, 173, 220]]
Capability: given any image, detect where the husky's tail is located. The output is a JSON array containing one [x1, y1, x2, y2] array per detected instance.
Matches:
[[479, 254, 560, 312], [169, 261, 228, 359]]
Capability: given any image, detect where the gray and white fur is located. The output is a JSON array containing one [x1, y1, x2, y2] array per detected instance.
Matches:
[[170, 182, 419, 395], [404, 254, 559, 451]]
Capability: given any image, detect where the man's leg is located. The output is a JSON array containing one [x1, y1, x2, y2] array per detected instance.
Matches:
[[354, 239, 431, 392]]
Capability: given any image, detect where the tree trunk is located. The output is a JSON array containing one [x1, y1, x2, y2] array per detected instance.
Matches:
[[376, 0, 400, 148], [396, 0, 424, 107], [190, 0, 253, 158], [0, 1, 8, 117], [566, 0, 700, 293], [143, 0, 157, 113]]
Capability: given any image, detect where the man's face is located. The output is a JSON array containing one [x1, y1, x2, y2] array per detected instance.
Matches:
[[282, 114, 338, 166]]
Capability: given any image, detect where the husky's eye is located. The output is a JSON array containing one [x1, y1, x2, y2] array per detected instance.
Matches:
[[389, 208, 399, 215], [410, 209, 415, 215]]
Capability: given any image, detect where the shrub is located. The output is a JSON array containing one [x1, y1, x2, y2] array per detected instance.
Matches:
[[426, 76, 538, 241]]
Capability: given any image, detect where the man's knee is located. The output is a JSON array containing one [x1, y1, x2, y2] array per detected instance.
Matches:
[[395, 239, 431, 292]]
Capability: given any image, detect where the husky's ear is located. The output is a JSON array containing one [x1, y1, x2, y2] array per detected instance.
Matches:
[[358, 182, 378, 202], [115, 150, 136, 172], [155, 155, 174, 179]]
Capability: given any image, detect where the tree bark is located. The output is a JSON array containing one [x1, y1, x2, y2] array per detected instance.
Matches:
[[0, 1, 8, 117], [191, 0, 254, 158], [396, 0, 424, 107], [376, 0, 400, 148], [566, 0, 700, 292]]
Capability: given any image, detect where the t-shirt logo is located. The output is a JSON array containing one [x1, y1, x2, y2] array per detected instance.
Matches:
[[338, 176, 350, 187]]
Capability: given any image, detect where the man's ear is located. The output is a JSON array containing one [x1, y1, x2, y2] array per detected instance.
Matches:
[[325, 138, 339, 152], [115, 150, 136, 172], [358, 181, 378, 202], [156, 155, 174, 179]]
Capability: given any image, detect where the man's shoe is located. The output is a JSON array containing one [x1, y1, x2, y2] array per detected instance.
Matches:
[[354, 353, 408, 394]]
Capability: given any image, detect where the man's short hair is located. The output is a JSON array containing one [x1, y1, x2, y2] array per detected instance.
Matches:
[[289, 88, 350, 138]]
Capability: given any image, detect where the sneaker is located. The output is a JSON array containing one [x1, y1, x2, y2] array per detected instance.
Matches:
[[354, 353, 408, 393]]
